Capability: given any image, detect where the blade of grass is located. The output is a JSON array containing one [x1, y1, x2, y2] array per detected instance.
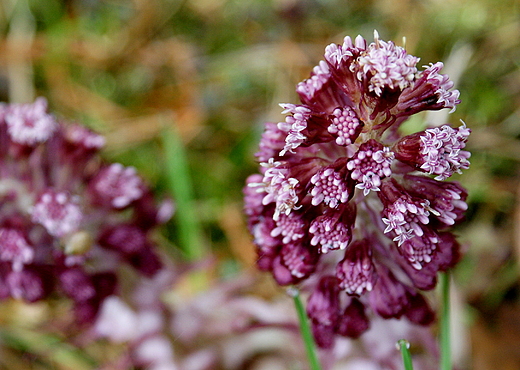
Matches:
[[0, 327, 97, 369], [287, 287, 322, 370], [162, 124, 205, 261], [439, 272, 451, 370], [397, 339, 414, 370]]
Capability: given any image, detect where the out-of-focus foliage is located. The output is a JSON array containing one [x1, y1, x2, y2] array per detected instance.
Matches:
[[0, 0, 520, 368]]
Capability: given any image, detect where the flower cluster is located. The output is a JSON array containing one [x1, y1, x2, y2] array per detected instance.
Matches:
[[0, 98, 173, 324], [95, 268, 439, 370], [95, 270, 302, 370], [244, 32, 470, 347]]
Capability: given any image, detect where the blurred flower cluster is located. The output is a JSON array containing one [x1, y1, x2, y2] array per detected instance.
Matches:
[[94, 267, 439, 370], [244, 31, 470, 347], [0, 97, 173, 324]]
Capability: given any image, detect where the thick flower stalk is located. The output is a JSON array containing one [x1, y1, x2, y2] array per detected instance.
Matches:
[[244, 32, 469, 348], [0, 98, 173, 324]]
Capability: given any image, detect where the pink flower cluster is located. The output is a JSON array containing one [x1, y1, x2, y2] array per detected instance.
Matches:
[[0, 98, 173, 324], [244, 32, 470, 347], [94, 268, 439, 370]]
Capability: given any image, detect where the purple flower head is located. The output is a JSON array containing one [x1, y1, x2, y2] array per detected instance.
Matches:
[[306, 276, 341, 326], [309, 203, 355, 253], [405, 292, 436, 326], [394, 122, 470, 180], [328, 107, 363, 146], [336, 239, 375, 296], [336, 298, 370, 338], [368, 266, 410, 319], [3, 97, 57, 146], [0, 228, 34, 272], [244, 32, 470, 347], [31, 190, 83, 237], [306, 276, 341, 349], [59, 267, 96, 302], [99, 224, 148, 255], [348, 139, 394, 195], [90, 163, 144, 209], [356, 32, 420, 96], [310, 165, 352, 208], [64, 123, 106, 151], [7, 267, 51, 302], [0, 98, 171, 325], [61, 123, 106, 164]]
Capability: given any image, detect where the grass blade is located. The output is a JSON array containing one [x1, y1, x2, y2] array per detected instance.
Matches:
[[162, 124, 205, 261]]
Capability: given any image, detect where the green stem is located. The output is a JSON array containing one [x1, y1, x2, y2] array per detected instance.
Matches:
[[287, 287, 322, 370], [439, 272, 451, 370], [397, 339, 414, 370]]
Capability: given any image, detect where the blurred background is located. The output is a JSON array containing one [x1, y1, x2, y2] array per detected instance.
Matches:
[[0, 0, 519, 369]]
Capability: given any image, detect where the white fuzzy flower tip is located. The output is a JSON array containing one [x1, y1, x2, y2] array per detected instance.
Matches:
[[5, 98, 57, 145]]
